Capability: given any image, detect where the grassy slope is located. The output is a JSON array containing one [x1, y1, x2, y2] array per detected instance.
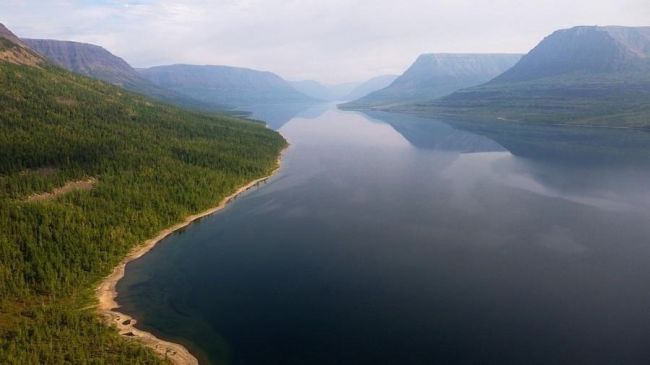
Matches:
[[0, 56, 286, 363], [383, 70, 650, 129]]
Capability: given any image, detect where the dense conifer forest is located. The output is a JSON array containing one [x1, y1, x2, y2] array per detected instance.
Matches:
[[0, 41, 286, 364]]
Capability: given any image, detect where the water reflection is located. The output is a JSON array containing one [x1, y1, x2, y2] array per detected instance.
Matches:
[[237, 102, 329, 130], [363, 110, 650, 213], [119, 105, 650, 365], [360, 110, 650, 164], [448, 119, 650, 165], [361, 110, 504, 152]]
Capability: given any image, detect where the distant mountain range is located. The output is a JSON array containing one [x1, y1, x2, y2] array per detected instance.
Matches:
[[15, 23, 649, 128], [344, 75, 399, 101], [396, 26, 650, 128], [341, 54, 521, 108], [21, 38, 332, 109], [289, 80, 356, 101], [140, 64, 315, 107], [18, 32, 399, 111], [291, 75, 397, 101], [22, 38, 217, 110]]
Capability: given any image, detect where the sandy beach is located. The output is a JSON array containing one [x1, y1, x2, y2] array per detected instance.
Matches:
[[96, 152, 285, 365]]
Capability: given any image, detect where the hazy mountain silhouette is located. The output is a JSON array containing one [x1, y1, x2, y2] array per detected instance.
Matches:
[[343, 75, 398, 101], [23, 39, 216, 110], [141, 64, 314, 107], [341, 54, 521, 108], [423, 26, 650, 128], [290, 80, 343, 101], [493, 26, 650, 82], [291, 75, 397, 102]]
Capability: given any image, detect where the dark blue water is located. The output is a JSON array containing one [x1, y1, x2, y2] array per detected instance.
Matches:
[[118, 105, 650, 365]]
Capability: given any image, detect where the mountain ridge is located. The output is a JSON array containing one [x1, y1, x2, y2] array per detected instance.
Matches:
[[341, 53, 521, 109], [491, 26, 650, 83], [410, 26, 650, 128], [291, 75, 397, 101], [0, 23, 26, 47], [0, 24, 43, 66], [24, 39, 140, 83], [141, 64, 315, 106], [290, 79, 337, 100], [343, 74, 398, 101], [22, 38, 217, 110]]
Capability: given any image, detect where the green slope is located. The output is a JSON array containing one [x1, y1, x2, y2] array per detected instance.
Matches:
[[399, 71, 650, 129], [0, 30, 286, 364]]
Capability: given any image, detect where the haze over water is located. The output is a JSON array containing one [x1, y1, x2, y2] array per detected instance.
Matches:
[[118, 105, 650, 365]]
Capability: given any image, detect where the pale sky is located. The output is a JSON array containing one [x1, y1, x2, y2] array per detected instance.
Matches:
[[3, 0, 649, 83]]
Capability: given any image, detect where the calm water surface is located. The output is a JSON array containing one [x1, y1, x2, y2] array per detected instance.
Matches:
[[118, 105, 650, 365]]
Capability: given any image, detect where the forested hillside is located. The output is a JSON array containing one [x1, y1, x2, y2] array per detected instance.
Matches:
[[0, 26, 286, 364]]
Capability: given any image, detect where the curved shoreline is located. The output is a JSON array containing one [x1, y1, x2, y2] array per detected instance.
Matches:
[[95, 151, 286, 365]]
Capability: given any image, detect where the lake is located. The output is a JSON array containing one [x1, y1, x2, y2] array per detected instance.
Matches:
[[117, 104, 650, 365]]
